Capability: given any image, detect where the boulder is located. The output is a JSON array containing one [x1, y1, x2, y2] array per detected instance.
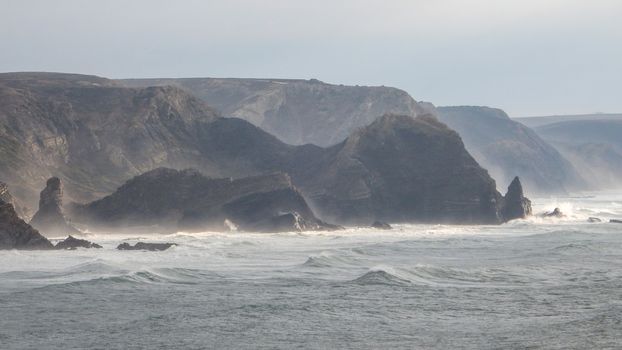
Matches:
[[501, 176, 532, 221], [30, 177, 80, 236], [371, 221, 392, 230], [55, 235, 102, 250], [543, 208, 564, 218], [610, 219, 622, 224], [117, 242, 177, 251], [588, 217, 602, 223]]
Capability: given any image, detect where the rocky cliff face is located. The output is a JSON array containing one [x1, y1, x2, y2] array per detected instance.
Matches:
[[0, 183, 54, 250], [2, 73, 531, 227], [29, 177, 80, 236], [70, 168, 335, 233], [293, 114, 509, 225], [532, 119, 622, 190], [121, 78, 425, 147], [436, 106, 585, 194], [0, 72, 221, 208]]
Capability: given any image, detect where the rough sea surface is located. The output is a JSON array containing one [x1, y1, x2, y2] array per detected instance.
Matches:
[[1, 193, 622, 349]]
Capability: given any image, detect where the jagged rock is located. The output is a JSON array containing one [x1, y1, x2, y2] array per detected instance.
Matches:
[[71, 168, 337, 233], [610, 219, 622, 224], [0, 202, 54, 250], [0, 181, 28, 219], [30, 177, 80, 236], [588, 217, 602, 223], [371, 221, 392, 230], [543, 208, 564, 218], [117, 242, 177, 251], [55, 235, 102, 250], [501, 176, 532, 221]]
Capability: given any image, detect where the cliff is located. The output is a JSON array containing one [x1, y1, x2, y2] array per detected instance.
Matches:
[[121, 78, 425, 147], [436, 106, 585, 194]]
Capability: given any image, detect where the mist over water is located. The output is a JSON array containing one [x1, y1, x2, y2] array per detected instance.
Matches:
[[1, 193, 622, 349]]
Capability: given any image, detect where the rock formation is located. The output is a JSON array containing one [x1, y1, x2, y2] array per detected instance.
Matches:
[[117, 242, 176, 251], [1, 73, 533, 227], [529, 117, 622, 190], [0, 183, 54, 250], [55, 235, 102, 249], [121, 77, 426, 147], [70, 168, 336, 233], [30, 177, 80, 236], [543, 208, 564, 218], [293, 114, 508, 225], [500, 177, 532, 221], [436, 106, 585, 194]]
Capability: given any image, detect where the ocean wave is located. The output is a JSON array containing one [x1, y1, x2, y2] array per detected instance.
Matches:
[[351, 269, 411, 286]]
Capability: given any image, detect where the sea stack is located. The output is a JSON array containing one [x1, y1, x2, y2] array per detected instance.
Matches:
[[30, 177, 80, 236], [502, 176, 532, 221], [0, 183, 54, 250]]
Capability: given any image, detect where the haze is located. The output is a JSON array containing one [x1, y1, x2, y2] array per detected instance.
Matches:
[[1, 0, 620, 116]]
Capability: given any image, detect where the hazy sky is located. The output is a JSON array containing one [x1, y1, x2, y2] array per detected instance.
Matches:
[[1, 0, 621, 116]]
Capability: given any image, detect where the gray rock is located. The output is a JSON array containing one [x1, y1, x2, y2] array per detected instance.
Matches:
[[117, 242, 177, 251], [543, 208, 564, 218], [0, 202, 54, 250], [71, 168, 337, 233], [30, 177, 80, 236], [501, 176, 532, 221], [55, 235, 102, 249], [588, 217, 602, 223], [610, 219, 622, 224]]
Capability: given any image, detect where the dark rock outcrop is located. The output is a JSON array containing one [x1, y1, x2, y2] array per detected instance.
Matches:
[[117, 242, 177, 251], [371, 221, 392, 230], [0, 202, 54, 250], [55, 235, 102, 249], [30, 177, 80, 236], [70, 168, 336, 233], [543, 208, 564, 218], [610, 219, 622, 224], [294, 114, 508, 225], [500, 176, 532, 221], [436, 106, 585, 194]]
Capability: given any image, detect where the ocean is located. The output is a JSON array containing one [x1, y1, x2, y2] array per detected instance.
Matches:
[[1, 193, 622, 349]]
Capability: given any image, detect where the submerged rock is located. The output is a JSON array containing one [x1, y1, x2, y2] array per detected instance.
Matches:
[[543, 208, 564, 218], [55, 235, 102, 250], [501, 176, 532, 222], [117, 242, 177, 251], [30, 177, 80, 236], [0, 202, 54, 250], [610, 219, 622, 224], [588, 217, 602, 223], [371, 221, 392, 230]]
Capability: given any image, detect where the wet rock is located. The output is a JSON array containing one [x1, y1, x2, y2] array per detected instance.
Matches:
[[501, 176, 532, 222], [0, 202, 54, 250], [30, 177, 80, 236], [588, 217, 602, 223], [543, 208, 564, 218], [55, 235, 102, 250], [371, 221, 392, 230], [117, 242, 177, 251], [610, 219, 622, 224]]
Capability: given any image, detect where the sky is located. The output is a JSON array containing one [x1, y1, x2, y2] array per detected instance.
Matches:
[[1, 0, 621, 117]]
